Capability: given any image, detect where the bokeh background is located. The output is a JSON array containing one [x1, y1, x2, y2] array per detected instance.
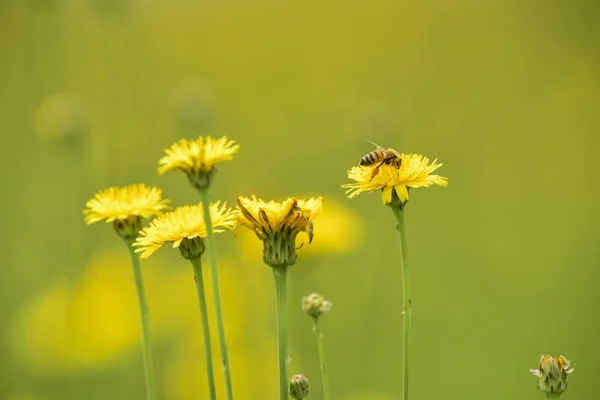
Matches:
[[1, 0, 599, 399]]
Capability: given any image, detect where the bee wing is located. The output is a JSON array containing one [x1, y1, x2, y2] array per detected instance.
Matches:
[[365, 139, 387, 151]]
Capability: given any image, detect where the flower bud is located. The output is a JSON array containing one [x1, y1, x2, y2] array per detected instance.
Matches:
[[301, 293, 332, 319], [289, 374, 310, 399], [530, 355, 575, 398]]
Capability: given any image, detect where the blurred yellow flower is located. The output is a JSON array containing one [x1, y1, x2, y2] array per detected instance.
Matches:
[[134, 202, 237, 259], [237, 196, 323, 268], [83, 184, 170, 225], [166, 335, 278, 400], [11, 252, 147, 371], [239, 199, 364, 260], [158, 135, 239, 176], [343, 153, 448, 204], [10, 251, 247, 373]]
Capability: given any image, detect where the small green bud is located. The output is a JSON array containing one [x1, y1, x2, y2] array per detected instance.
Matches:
[[530, 355, 575, 398], [289, 374, 310, 399], [301, 293, 332, 319]]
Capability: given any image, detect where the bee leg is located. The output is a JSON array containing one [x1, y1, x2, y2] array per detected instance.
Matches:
[[369, 166, 381, 181], [375, 159, 387, 169], [369, 159, 388, 181]]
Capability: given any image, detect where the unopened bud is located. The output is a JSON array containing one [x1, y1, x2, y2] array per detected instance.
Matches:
[[530, 355, 575, 398], [289, 374, 310, 399], [301, 293, 332, 319]]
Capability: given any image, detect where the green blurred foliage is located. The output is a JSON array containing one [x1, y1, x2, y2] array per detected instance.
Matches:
[[1, 0, 599, 399]]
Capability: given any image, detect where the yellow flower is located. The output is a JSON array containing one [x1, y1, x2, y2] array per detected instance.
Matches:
[[84, 184, 170, 239], [134, 202, 237, 260], [158, 135, 239, 189], [10, 250, 247, 374], [239, 198, 364, 260], [237, 196, 323, 268], [11, 252, 153, 371], [84, 184, 169, 225], [342, 153, 448, 204]]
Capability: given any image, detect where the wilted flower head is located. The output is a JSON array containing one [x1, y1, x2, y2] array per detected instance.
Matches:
[[301, 293, 332, 319], [530, 355, 575, 398], [134, 202, 237, 260], [237, 196, 323, 269], [289, 374, 310, 399], [84, 184, 170, 240], [158, 135, 239, 189], [343, 153, 447, 205]]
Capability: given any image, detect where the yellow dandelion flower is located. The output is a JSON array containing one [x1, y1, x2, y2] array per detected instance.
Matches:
[[84, 184, 169, 224], [134, 202, 237, 260], [84, 184, 170, 239], [239, 199, 364, 260], [342, 153, 448, 205], [237, 196, 323, 269], [158, 135, 240, 189]]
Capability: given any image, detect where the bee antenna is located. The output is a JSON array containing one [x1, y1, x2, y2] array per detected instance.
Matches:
[[365, 139, 385, 150]]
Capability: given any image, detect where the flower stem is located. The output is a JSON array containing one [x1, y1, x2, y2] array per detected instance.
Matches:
[[198, 188, 234, 400], [390, 205, 411, 400], [273, 268, 289, 400], [190, 257, 218, 400], [312, 318, 331, 400], [125, 241, 157, 400]]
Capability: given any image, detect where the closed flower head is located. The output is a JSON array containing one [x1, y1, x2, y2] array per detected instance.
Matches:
[[530, 355, 575, 398], [133, 202, 237, 260], [158, 135, 239, 189], [237, 196, 323, 269], [289, 375, 310, 399], [84, 184, 170, 240], [301, 293, 332, 319], [343, 153, 448, 205]]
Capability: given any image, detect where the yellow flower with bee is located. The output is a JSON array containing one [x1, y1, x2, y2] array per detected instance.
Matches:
[[343, 143, 448, 205]]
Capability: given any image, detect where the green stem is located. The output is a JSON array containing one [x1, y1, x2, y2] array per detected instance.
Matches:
[[273, 268, 289, 400], [198, 188, 234, 400], [125, 242, 157, 400], [190, 257, 217, 400], [390, 205, 411, 400], [312, 318, 331, 400]]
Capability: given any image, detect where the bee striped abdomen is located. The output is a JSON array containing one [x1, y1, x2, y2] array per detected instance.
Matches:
[[360, 150, 385, 166]]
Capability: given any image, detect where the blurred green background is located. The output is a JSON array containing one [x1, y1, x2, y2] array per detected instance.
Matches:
[[1, 1, 599, 399]]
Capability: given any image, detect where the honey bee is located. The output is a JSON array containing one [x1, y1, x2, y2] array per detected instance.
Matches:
[[360, 140, 401, 179]]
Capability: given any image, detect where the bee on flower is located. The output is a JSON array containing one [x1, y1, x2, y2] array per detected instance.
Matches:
[[343, 143, 448, 206]]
